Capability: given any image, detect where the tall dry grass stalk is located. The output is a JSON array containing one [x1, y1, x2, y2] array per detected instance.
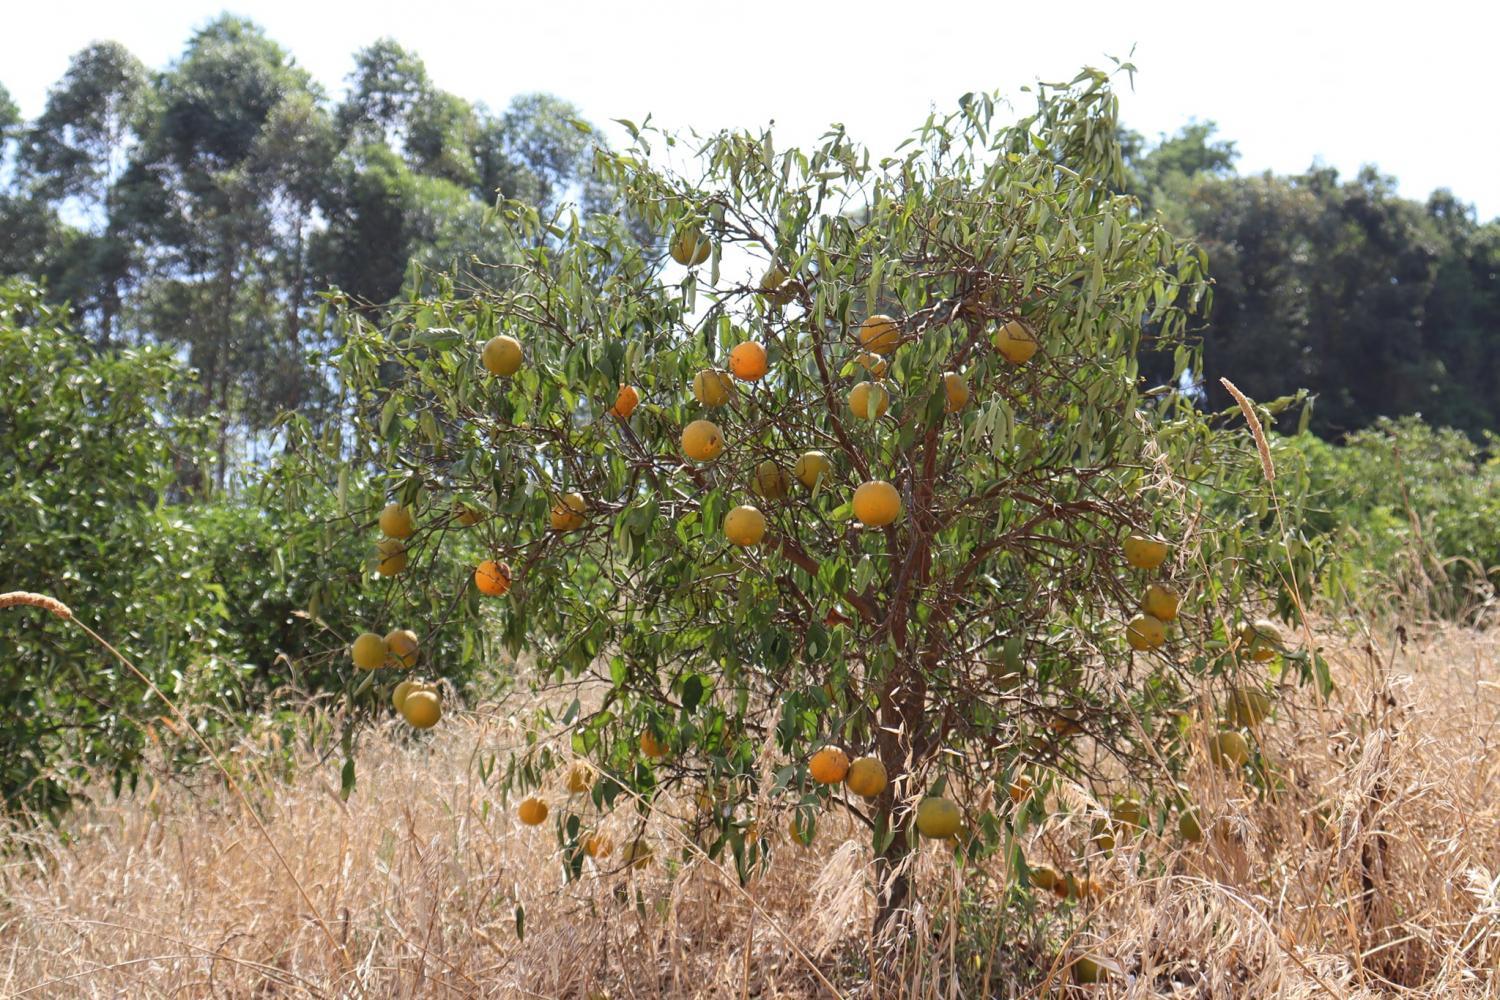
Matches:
[[2, 618, 1498, 997]]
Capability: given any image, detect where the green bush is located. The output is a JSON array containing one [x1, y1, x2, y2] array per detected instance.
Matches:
[[1290, 416, 1499, 616]]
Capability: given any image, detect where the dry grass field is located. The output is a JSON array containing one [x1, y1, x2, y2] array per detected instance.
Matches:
[[2, 617, 1498, 998]]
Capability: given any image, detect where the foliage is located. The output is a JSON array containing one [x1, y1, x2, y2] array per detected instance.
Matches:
[[1290, 417, 1500, 616], [301, 71, 1311, 932]]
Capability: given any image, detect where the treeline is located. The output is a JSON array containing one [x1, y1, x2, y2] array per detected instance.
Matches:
[[0, 16, 613, 485], [3, 24, 1498, 448], [1125, 123, 1500, 438]]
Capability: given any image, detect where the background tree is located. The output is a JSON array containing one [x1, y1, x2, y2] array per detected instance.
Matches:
[[309, 73, 1308, 946]]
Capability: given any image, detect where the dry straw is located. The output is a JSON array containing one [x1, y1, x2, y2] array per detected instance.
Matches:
[[1221, 377, 1276, 483]]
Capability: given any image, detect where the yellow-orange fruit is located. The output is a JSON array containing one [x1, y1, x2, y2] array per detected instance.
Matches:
[[481, 335, 523, 376], [751, 460, 791, 500], [566, 762, 594, 794], [859, 314, 901, 354], [794, 450, 832, 489], [669, 227, 712, 266], [378, 502, 415, 539], [582, 831, 613, 857], [845, 757, 887, 798], [1226, 687, 1273, 728], [724, 505, 766, 547], [351, 632, 387, 671], [854, 351, 888, 377], [474, 559, 512, 596], [1142, 584, 1180, 622], [681, 419, 724, 462], [621, 838, 654, 869], [808, 746, 850, 784], [941, 371, 970, 413], [455, 501, 486, 526], [1210, 730, 1251, 768], [385, 628, 419, 669], [1125, 614, 1167, 651], [517, 796, 548, 826], [550, 492, 586, 532], [1122, 533, 1169, 569], [376, 538, 407, 576], [608, 384, 640, 419], [391, 679, 419, 713], [848, 380, 890, 420], [692, 368, 735, 407], [728, 341, 769, 381], [992, 319, 1038, 363], [640, 731, 668, 760], [1238, 619, 1282, 662], [401, 690, 441, 729], [852, 480, 901, 527], [915, 797, 962, 839]]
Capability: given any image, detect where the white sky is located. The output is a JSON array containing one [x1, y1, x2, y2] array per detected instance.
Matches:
[[5, 0, 1498, 220]]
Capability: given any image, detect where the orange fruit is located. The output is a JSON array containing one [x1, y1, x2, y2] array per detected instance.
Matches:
[[858, 314, 900, 354], [378, 502, 415, 539], [844, 757, 887, 798], [517, 796, 548, 826], [640, 731, 668, 760], [621, 838, 654, 869], [852, 480, 901, 527], [474, 559, 512, 597], [728, 342, 769, 381], [793, 450, 832, 489], [481, 335, 523, 376], [669, 227, 712, 266], [724, 505, 766, 547], [376, 538, 407, 576], [1238, 619, 1282, 662], [391, 679, 420, 713], [1141, 584, 1180, 622], [1210, 730, 1251, 768], [385, 628, 419, 669], [1007, 775, 1033, 803], [550, 492, 586, 532], [941, 372, 970, 413], [351, 632, 387, 671], [915, 797, 962, 839], [608, 384, 640, 419], [566, 762, 594, 794], [992, 320, 1037, 363], [847, 380, 889, 420], [853, 351, 888, 377], [808, 746, 850, 784], [1125, 614, 1166, 651], [582, 831, 614, 857], [681, 419, 724, 462], [692, 368, 735, 407], [401, 690, 441, 729], [1122, 533, 1169, 569], [751, 460, 791, 500], [455, 501, 486, 526]]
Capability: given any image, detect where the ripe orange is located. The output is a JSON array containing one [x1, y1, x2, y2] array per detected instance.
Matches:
[[941, 371, 970, 413], [351, 632, 387, 671], [858, 314, 900, 354], [724, 505, 766, 547], [1122, 533, 1169, 569], [1141, 584, 1180, 622], [481, 334, 523, 376], [692, 369, 735, 407], [640, 731, 668, 759], [582, 831, 614, 857], [566, 761, 594, 794], [793, 450, 832, 489], [669, 227, 712, 266], [401, 690, 441, 729], [385, 628, 419, 669], [844, 757, 887, 798], [808, 746, 849, 784], [847, 380, 889, 420], [728, 342, 769, 381], [475, 559, 512, 597], [1125, 614, 1166, 651], [1238, 619, 1282, 661], [550, 492, 586, 532], [391, 679, 420, 713], [608, 384, 640, 419], [992, 320, 1038, 363], [517, 796, 548, 826], [681, 419, 724, 462], [852, 480, 901, 527], [915, 797, 962, 839], [378, 502, 415, 539], [853, 351, 888, 377], [751, 460, 791, 500], [376, 538, 407, 576]]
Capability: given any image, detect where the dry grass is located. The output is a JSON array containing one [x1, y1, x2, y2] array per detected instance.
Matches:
[[2, 620, 1499, 998]]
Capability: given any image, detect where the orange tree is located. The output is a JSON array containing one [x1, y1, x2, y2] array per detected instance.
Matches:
[[304, 70, 1315, 935]]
